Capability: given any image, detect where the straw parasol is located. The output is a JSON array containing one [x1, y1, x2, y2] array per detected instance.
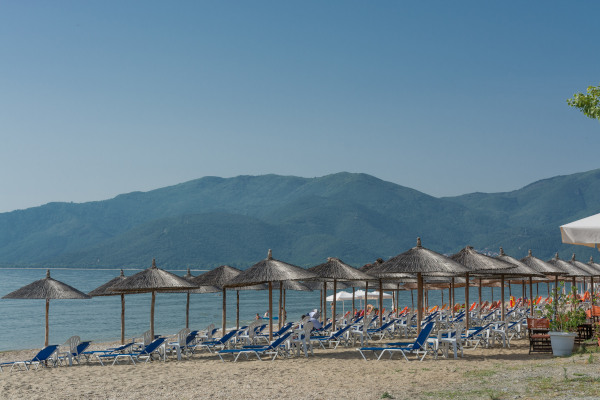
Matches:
[[109, 259, 197, 340], [369, 238, 469, 332], [191, 265, 264, 334], [493, 248, 545, 319], [450, 246, 516, 329], [567, 254, 599, 304], [307, 257, 374, 332], [3, 270, 91, 346], [181, 268, 220, 330], [88, 269, 129, 344], [588, 257, 600, 303], [547, 252, 591, 315], [225, 249, 317, 341]]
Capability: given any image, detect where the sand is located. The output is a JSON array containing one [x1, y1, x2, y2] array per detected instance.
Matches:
[[1, 338, 599, 400]]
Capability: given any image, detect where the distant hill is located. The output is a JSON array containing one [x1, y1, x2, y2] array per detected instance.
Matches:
[[1, 170, 599, 269]]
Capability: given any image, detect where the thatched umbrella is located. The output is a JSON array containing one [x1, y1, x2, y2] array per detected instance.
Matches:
[[450, 246, 516, 329], [588, 257, 600, 303], [547, 253, 591, 316], [369, 238, 469, 333], [109, 259, 197, 340], [225, 249, 317, 341], [520, 250, 564, 311], [567, 254, 599, 303], [180, 268, 220, 330], [493, 248, 544, 320], [88, 269, 129, 344], [307, 257, 374, 332], [3, 270, 91, 346], [191, 265, 264, 334]]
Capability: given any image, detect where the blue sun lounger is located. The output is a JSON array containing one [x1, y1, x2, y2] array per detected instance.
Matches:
[[310, 324, 352, 349], [95, 337, 166, 366], [217, 332, 293, 362], [1, 344, 60, 371], [357, 321, 435, 361], [198, 329, 240, 352]]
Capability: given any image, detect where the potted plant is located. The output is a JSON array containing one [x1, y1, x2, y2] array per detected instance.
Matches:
[[542, 284, 587, 356]]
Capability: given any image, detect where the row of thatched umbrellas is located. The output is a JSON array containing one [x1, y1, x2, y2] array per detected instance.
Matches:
[[5, 241, 600, 346]]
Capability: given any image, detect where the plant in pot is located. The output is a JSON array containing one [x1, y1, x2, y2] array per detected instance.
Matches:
[[542, 283, 587, 356]]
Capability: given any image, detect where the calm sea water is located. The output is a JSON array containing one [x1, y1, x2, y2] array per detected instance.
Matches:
[[0, 268, 548, 351]]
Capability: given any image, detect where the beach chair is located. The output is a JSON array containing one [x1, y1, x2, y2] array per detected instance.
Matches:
[[310, 324, 352, 349], [197, 328, 240, 352], [57, 340, 92, 365], [1, 345, 60, 371], [366, 319, 396, 341], [254, 323, 293, 344], [82, 341, 135, 362], [357, 321, 435, 361], [461, 323, 493, 349], [95, 337, 167, 366], [217, 332, 293, 362]]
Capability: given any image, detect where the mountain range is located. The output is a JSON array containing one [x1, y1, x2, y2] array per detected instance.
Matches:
[[2, 169, 600, 269]]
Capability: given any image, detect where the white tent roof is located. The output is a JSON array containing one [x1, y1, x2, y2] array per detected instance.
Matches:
[[326, 290, 393, 302], [560, 213, 600, 249]]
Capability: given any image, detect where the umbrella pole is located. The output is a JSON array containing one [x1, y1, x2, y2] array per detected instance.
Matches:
[[554, 276, 558, 318], [417, 273, 423, 334], [522, 280, 526, 304], [500, 275, 505, 321], [268, 282, 273, 342], [465, 272, 470, 330], [411, 289, 414, 310], [121, 294, 125, 345], [236, 290, 240, 330], [379, 279, 383, 328], [529, 277, 534, 315], [441, 288, 444, 307], [283, 289, 287, 324], [186, 292, 190, 329], [150, 291, 156, 340], [478, 278, 482, 317], [222, 288, 227, 337], [320, 287, 323, 322], [323, 282, 327, 325], [278, 285, 282, 330], [451, 278, 454, 318], [364, 281, 369, 319], [536, 282, 539, 298], [45, 299, 50, 347], [591, 276, 594, 305], [491, 286, 494, 303], [333, 279, 338, 332], [352, 288, 356, 317], [547, 281, 550, 297]]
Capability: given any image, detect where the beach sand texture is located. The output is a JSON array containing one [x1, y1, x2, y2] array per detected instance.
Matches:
[[1, 338, 599, 400]]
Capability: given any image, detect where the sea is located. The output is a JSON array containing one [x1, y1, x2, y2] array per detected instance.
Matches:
[[0, 268, 545, 351]]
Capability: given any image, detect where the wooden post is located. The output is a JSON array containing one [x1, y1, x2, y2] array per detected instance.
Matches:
[[323, 282, 327, 325], [186, 292, 190, 329], [500, 275, 505, 321], [121, 294, 125, 344], [278, 284, 283, 330], [150, 291, 156, 340], [332, 279, 338, 332], [236, 290, 240, 330], [352, 287, 355, 317], [417, 272, 423, 334], [45, 299, 50, 347], [478, 278, 482, 317], [378, 279, 383, 328], [465, 272, 470, 330], [364, 281, 369, 319], [529, 277, 534, 315], [451, 278, 454, 317], [268, 281, 273, 342], [222, 288, 227, 337]]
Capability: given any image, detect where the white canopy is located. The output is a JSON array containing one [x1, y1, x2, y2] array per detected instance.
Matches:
[[326, 290, 393, 302], [560, 213, 600, 249]]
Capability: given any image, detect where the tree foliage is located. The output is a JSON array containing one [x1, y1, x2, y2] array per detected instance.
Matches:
[[567, 84, 600, 121]]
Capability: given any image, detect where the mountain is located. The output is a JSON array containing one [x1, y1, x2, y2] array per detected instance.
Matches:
[[1, 170, 599, 269]]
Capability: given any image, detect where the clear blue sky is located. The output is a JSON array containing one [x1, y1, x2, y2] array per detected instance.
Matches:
[[1, 1, 598, 213]]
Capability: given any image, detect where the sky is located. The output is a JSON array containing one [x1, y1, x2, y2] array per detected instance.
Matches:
[[1, 1, 599, 213]]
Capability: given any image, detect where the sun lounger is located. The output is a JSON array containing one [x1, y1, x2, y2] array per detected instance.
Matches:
[[57, 340, 92, 365], [1, 345, 60, 371], [217, 332, 293, 362], [310, 324, 352, 349], [357, 321, 435, 361], [198, 329, 240, 352], [95, 337, 166, 366]]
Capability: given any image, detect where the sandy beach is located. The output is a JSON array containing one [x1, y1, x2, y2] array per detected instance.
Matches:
[[1, 337, 599, 400]]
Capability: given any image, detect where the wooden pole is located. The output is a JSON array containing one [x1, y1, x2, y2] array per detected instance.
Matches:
[[364, 281, 369, 319], [554, 276, 559, 318], [396, 285, 400, 318], [222, 288, 227, 336], [465, 272, 470, 330], [529, 277, 534, 315], [150, 291, 156, 340], [323, 282, 327, 325], [186, 292, 190, 329], [283, 289, 287, 324], [352, 287, 356, 317], [121, 294, 125, 344], [478, 278, 482, 317], [268, 282, 273, 342], [45, 299, 50, 347], [451, 278, 455, 317], [236, 290, 240, 330], [500, 275, 505, 321], [332, 279, 338, 332], [417, 273, 423, 334], [378, 279, 383, 328], [278, 284, 283, 330]]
